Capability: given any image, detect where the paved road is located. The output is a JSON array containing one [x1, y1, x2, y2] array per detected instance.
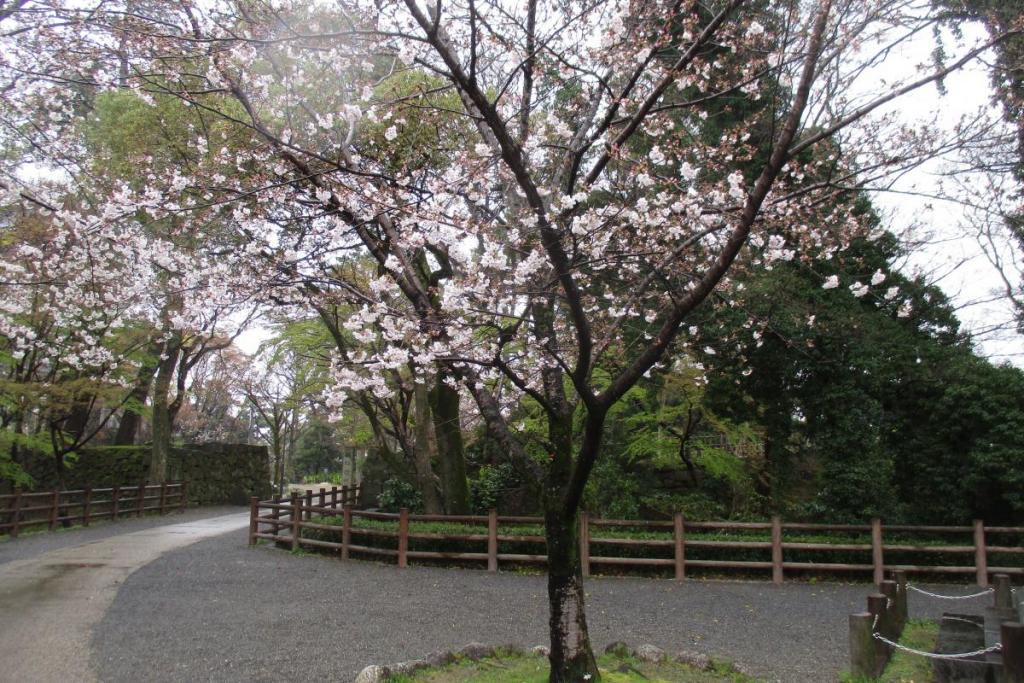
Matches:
[[91, 533, 955, 683], [0, 511, 968, 683], [0, 511, 250, 682]]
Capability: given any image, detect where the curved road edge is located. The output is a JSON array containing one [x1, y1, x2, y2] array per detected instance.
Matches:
[[0, 512, 249, 682]]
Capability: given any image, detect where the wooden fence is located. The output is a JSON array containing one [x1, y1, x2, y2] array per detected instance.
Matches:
[[248, 502, 1024, 585], [1, 482, 187, 537]]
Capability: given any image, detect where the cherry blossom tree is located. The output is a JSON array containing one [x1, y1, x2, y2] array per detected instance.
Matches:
[[2, 0, 1020, 679]]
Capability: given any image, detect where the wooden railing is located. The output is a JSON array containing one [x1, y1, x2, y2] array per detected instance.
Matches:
[[1, 482, 187, 537], [248, 502, 1024, 585]]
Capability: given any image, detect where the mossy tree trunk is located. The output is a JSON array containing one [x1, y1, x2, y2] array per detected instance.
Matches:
[[413, 381, 444, 514], [149, 339, 181, 483], [429, 377, 470, 515]]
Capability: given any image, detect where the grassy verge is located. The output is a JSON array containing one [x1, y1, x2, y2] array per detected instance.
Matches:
[[389, 650, 761, 683], [841, 619, 939, 683]]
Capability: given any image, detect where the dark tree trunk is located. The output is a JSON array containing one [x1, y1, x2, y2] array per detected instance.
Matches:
[[545, 506, 599, 682], [149, 341, 181, 483], [114, 359, 157, 446], [429, 378, 470, 514], [413, 382, 443, 514]]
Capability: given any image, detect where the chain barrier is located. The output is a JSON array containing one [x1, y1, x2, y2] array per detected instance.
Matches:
[[872, 631, 1000, 660], [906, 584, 994, 600], [940, 615, 984, 628]]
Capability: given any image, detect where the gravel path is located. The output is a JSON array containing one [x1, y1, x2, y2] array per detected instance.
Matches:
[[0, 505, 243, 566], [91, 534, 957, 683]]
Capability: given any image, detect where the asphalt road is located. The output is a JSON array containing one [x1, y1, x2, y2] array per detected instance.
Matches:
[[89, 532, 954, 683]]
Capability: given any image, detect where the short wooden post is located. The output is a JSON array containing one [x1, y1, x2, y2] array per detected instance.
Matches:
[[398, 507, 409, 568], [342, 485, 349, 505], [290, 492, 301, 551], [330, 486, 338, 509], [674, 512, 686, 581], [180, 481, 187, 509], [771, 515, 783, 584], [867, 593, 891, 674], [880, 580, 901, 637], [136, 482, 146, 517], [341, 504, 352, 560], [871, 518, 884, 587], [10, 490, 22, 538], [579, 511, 591, 578], [305, 489, 313, 521], [318, 487, 326, 512], [994, 573, 1013, 609], [111, 485, 121, 520], [159, 483, 167, 515], [83, 487, 92, 527], [248, 497, 259, 546], [849, 612, 878, 679], [487, 508, 498, 572], [48, 490, 60, 530], [974, 520, 989, 587], [1003, 622, 1024, 683], [893, 570, 908, 628]]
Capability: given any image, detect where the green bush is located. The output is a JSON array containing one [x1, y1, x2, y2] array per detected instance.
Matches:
[[377, 478, 423, 512]]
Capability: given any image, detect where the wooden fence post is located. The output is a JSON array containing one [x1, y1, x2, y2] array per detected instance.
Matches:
[[305, 489, 313, 521], [893, 570, 908, 628], [487, 508, 498, 573], [136, 482, 146, 517], [342, 504, 352, 560], [318, 487, 326, 512], [159, 483, 167, 515], [1003, 622, 1024, 683], [880, 580, 902, 636], [10, 489, 22, 538], [867, 593, 891, 675], [849, 612, 878, 679], [580, 511, 590, 578], [871, 518, 884, 587], [331, 486, 338, 509], [398, 507, 409, 568], [342, 485, 349, 506], [180, 481, 187, 510], [674, 512, 686, 581], [270, 495, 281, 540], [290, 492, 301, 551], [248, 497, 259, 546], [994, 574, 1013, 609], [83, 487, 92, 527], [974, 520, 989, 587], [111, 485, 120, 520], [49, 490, 59, 530], [771, 515, 783, 584]]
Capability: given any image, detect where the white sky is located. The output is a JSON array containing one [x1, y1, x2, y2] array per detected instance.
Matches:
[[858, 23, 1023, 365]]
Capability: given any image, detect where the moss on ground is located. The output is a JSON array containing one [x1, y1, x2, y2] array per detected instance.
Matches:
[[387, 651, 761, 683]]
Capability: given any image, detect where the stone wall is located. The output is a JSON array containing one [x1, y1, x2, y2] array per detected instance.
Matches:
[[25, 443, 271, 505]]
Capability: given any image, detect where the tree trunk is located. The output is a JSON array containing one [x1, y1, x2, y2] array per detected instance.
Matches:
[[114, 358, 157, 446], [429, 378, 470, 514], [149, 341, 180, 483], [545, 503, 599, 682], [413, 381, 443, 514]]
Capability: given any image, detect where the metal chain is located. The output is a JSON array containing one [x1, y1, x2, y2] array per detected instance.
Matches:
[[941, 615, 983, 628], [872, 632, 1001, 660], [906, 584, 994, 600]]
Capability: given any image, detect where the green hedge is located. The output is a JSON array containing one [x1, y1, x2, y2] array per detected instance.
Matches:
[[25, 443, 271, 505]]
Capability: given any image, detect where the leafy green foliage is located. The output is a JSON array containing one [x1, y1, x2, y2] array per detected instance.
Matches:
[[377, 478, 424, 512]]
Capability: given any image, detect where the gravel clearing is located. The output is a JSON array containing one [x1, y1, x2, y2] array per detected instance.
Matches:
[[90, 533, 954, 683], [0, 505, 243, 566]]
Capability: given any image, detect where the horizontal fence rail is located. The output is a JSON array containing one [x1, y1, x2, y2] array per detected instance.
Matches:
[[1, 482, 187, 537], [249, 502, 1024, 585]]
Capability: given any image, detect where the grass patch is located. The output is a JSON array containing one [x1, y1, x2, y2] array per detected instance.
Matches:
[[878, 619, 939, 683], [840, 619, 940, 683], [388, 651, 761, 683]]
